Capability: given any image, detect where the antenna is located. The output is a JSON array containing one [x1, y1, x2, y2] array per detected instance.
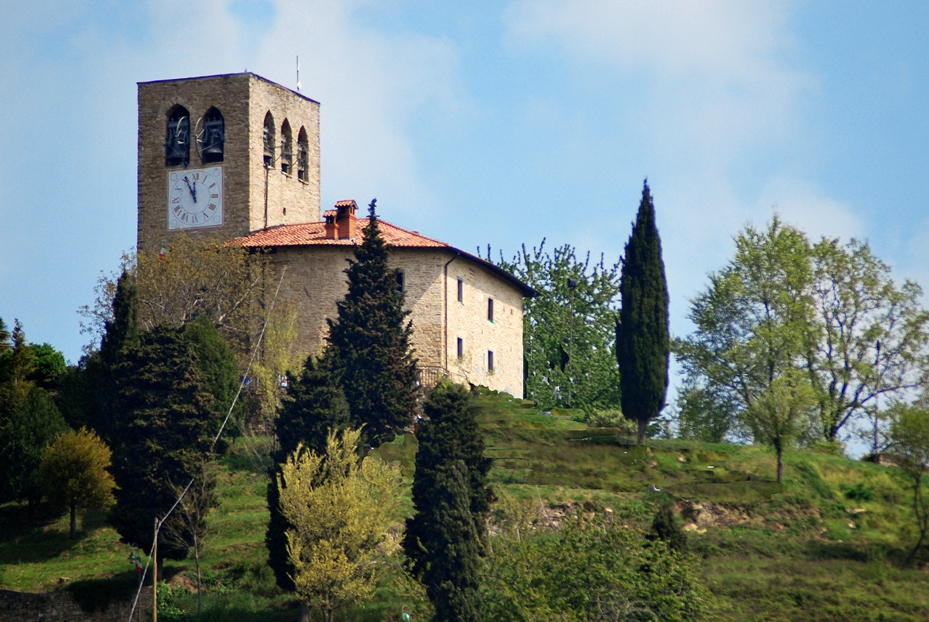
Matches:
[[296, 56, 302, 92]]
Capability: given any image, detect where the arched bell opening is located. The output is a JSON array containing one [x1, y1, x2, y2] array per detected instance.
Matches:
[[280, 120, 293, 175], [262, 112, 275, 168], [165, 105, 190, 167], [198, 107, 225, 164], [297, 127, 309, 182]]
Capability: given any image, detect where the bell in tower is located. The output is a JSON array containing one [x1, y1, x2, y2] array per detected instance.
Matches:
[[198, 108, 225, 164]]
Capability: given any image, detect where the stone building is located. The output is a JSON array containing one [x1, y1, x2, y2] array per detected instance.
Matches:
[[137, 72, 534, 397]]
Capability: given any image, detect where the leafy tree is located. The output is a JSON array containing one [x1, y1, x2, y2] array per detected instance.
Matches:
[[26, 343, 66, 391], [277, 428, 401, 622], [404, 381, 493, 621], [267, 354, 351, 591], [327, 199, 419, 446], [0, 387, 69, 508], [742, 371, 816, 483], [79, 237, 294, 430], [677, 218, 929, 447], [805, 239, 929, 445], [38, 427, 115, 539], [617, 181, 670, 444], [482, 516, 712, 622], [499, 241, 621, 411], [107, 325, 218, 562], [676, 217, 816, 442], [0, 319, 36, 424], [888, 405, 929, 565]]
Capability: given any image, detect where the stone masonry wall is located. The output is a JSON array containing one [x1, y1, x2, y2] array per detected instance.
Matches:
[[271, 246, 524, 397], [0, 587, 152, 622], [137, 73, 320, 253], [446, 257, 524, 398]]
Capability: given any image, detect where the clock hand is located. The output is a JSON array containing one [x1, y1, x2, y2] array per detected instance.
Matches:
[[183, 176, 197, 203]]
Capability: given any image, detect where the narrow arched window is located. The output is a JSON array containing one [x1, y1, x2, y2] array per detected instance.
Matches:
[[263, 112, 275, 168], [280, 120, 293, 175], [165, 105, 190, 167], [198, 107, 224, 164], [297, 127, 309, 182]]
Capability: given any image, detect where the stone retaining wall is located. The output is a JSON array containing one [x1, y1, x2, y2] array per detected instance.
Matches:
[[0, 586, 152, 622]]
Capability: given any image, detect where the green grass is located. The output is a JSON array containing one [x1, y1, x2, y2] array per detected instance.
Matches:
[[3, 388, 929, 620]]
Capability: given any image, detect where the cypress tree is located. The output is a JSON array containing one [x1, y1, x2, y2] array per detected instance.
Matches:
[[616, 180, 670, 445], [326, 199, 419, 447], [266, 353, 351, 590], [404, 381, 492, 621], [107, 325, 217, 562], [67, 271, 141, 441]]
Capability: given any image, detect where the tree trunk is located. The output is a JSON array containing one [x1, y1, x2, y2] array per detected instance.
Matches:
[[776, 447, 784, 484], [637, 418, 647, 445], [297, 603, 312, 622], [69, 503, 77, 539], [195, 547, 202, 615], [906, 476, 927, 566]]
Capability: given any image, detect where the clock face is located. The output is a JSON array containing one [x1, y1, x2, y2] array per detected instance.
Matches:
[[167, 167, 223, 229]]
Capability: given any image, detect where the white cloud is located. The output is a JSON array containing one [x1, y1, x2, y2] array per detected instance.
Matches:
[[755, 177, 864, 243]]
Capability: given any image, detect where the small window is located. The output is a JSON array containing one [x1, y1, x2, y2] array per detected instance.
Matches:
[[297, 127, 309, 182], [198, 107, 224, 163], [165, 105, 190, 167], [263, 112, 275, 168], [281, 120, 293, 174], [487, 298, 494, 322], [457, 337, 464, 359], [488, 350, 495, 371], [457, 278, 463, 303], [396, 269, 405, 293]]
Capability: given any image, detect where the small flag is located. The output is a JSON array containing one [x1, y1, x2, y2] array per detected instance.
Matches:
[[128, 551, 143, 574]]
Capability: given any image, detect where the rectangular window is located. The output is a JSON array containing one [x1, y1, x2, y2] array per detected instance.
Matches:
[[488, 298, 494, 322], [457, 278, 464, 303], [488, 350, 495, 371], [395, 269, 405, 293], [457, 337, 464, 359]]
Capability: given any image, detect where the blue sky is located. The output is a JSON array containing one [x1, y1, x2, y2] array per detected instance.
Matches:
[[2, 1, 928, 390]]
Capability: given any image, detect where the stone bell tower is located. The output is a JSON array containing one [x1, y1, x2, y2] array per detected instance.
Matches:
[[136, 73, 321, 252]]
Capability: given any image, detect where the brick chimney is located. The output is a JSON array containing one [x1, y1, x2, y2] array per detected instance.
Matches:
[[324, 210, 337, 239], [334, 199, 357, 239]]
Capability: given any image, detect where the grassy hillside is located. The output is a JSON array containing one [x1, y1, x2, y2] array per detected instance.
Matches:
[[2, 389, 928, 621]]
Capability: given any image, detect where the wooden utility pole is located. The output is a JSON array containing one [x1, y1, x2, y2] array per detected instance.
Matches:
[[153, 517, 159, 622]]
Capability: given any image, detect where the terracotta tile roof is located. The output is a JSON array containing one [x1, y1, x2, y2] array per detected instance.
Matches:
[[232, 218, 538, 297], [334, 199, 357, 208], [233, 219, 448, 248]]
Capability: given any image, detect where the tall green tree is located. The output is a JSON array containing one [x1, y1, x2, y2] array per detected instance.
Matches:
[[499, 241, 622, 411], [63, 271, 142, 441], [404, 381, 493, 621], [107, 325, 218, 562], [39, 427, 116, 539], [184, 314, 241, 441], [676, 219, 929, 446], [617, 181, 670, 444], [0, 387, 69, 508], [0, 320, 36, 425], [805, 239, 929, 445], [267, 354, 351, 591], [326, 199, 419, 446], [676, 217, 816, 442]]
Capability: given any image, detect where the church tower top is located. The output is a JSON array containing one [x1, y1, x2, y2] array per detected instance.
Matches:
[[136, 72, 321, 253]]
